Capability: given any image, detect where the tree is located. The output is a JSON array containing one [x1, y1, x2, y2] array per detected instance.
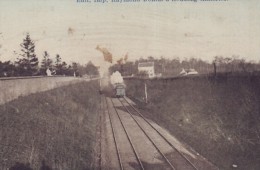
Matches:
[[213, 56, 225, 74], [60, 61, 68, 75], [68, 62, 79, 76], [85, 61, 99, 76], [54, 54, 63, 75], [16, 33, 39, 76], [109, 63, 121, 75], [55, 54, 62, 67], [40, 51, 53, 75], [0, 61, 15, 77]]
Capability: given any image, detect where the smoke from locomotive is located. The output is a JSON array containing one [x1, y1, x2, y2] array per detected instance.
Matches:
[[110, 71, 125, 97], [110, 71, 123, 85]]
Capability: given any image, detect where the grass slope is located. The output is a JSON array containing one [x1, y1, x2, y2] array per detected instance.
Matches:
[[125, 75, 260, 170], [0, 81, 100, 170]]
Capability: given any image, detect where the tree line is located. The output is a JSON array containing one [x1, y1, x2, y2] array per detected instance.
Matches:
[[2, 33, 258, 78], [0, 33, 99, 77], [109, 56, 260, 77]]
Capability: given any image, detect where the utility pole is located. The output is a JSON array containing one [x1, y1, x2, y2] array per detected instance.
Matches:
[[144, 82, 148, 103]]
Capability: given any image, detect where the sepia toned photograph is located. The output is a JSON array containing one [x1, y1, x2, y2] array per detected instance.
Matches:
[[0, 0, 259, 169]]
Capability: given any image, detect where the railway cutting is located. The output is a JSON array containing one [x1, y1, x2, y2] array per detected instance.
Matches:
[[98, 94, 219, 170]]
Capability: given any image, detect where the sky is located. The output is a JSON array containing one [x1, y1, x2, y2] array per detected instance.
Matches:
[[0, 0, 260, 67]]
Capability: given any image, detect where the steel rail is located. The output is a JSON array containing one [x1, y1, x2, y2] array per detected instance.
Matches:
[[122, 97, 199, 170], [99, 95, 103, 170], [118, 98, 176, 170], [110, 98, 145, 170], [104, 96, 124, 170]]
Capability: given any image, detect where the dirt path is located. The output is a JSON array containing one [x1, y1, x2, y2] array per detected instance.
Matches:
[[99, 96, 219, 170]]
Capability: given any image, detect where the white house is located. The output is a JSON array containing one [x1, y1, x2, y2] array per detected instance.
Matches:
[[138, 62, 155, 78], [179, 68, 199, 76]]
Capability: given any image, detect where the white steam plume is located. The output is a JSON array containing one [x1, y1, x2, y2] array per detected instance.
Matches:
[[110, 71, 124, 85]]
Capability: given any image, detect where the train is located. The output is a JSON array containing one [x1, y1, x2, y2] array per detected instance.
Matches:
[[112, 83, 126, 98]]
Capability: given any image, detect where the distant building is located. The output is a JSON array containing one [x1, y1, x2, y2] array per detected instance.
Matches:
[[179, 68, 187, 76], [179, 68, 198, 76], [138, 62, 155, 78], [187, 69, 198, 75]]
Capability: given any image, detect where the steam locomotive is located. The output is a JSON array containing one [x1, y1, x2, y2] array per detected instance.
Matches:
[[112, 83, 126, 98]]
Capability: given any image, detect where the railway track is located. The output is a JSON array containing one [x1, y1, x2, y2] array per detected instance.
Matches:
[[119, 97, 199, 170], [99, 95, 218, 170], [100, 95, 143, 170], [116, 98, 176, 170]]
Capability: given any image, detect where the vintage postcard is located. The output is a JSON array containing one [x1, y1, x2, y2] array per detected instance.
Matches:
[[0, 0, 259, 170]]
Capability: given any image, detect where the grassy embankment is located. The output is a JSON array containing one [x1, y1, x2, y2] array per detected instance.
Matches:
[[125, 75, 260, 170], [0, 76, 83, 105], [0, 81, 100, 170]]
